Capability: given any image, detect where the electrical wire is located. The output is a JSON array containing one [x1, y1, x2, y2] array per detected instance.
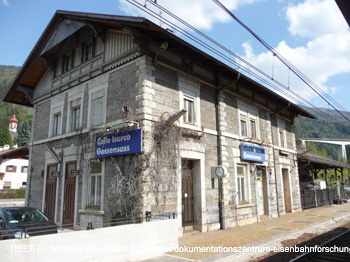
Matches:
[[126, 0, 347, 122], [213, 0, 350, 122]]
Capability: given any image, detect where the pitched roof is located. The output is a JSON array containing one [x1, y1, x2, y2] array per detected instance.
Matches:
[[0, 146, 29, 159], [3, 10, 316, 120]]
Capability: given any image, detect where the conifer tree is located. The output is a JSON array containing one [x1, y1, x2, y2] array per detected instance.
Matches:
[[17, 120, 31, 147], [0, 128, 12, 146]]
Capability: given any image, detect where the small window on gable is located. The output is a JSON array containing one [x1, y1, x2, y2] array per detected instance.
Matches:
[[63, 53, 72, 73], [82, 41, 93, 63]]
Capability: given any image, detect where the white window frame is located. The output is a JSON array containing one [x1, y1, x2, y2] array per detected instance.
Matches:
[[240, 113, 248, 137], [49, 102, 64, 137], [250, 116, 257, 139], [179, 79, 201, 128], [238, 110, 260, 140], [87, 84, 108, 128], [236, 164, 250, 204], [67, 94, 84, 133], [88, 162, 104, 209]]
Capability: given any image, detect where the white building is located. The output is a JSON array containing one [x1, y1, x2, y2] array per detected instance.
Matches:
[[0, 146, 29, 189]]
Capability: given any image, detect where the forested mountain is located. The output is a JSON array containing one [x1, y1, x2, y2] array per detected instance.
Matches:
[[0, 66, 33, 146], [295, 109, 350, 161]]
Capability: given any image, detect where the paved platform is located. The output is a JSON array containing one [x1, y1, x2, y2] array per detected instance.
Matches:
[[140, 203, 350, 262]]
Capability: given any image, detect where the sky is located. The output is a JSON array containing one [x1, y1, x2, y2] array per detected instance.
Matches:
[[1, 0, 349, 115]]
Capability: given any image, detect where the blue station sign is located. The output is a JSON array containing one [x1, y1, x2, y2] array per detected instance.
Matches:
[[95, 129, 142, 158], [241, 143, 266, 163]]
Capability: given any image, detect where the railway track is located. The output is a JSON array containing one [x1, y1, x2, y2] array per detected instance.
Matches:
[[291, 229, 350, 261]]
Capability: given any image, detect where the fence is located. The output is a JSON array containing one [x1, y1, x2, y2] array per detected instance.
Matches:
[[300, 188, 345, 209]]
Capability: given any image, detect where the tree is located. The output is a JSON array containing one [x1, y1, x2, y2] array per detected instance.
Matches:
[[17, 120, 31, 147], [0, 128, 12, 146]]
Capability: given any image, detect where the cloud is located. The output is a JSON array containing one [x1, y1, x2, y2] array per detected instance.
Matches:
[[240, 0, 350, 104], [2, 0, 9, 7], [286, 0, 348, 39], [118, 0, 262, 31]]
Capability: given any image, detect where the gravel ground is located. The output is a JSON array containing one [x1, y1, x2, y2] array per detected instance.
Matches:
[[167, 205, 350, 262], [253, 220, 350, 262]]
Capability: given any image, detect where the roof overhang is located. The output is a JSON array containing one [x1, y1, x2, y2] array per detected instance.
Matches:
[[2, 10, 316, 120], [0, 146, 29, 160], [297, 150, 350, 170]]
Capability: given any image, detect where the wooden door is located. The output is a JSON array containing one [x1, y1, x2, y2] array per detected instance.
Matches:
[[63, 161, 76, 226], [44, 164, 57, 221]]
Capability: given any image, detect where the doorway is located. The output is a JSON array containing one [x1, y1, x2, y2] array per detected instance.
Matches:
[[44, 164, 57, 221], [257, 167, 269, 217], [62, 161, 76, 226], [282, 168, 292, 213], [182, 160, 194, 227]]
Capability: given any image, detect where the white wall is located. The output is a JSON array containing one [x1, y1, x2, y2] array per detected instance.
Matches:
[[0, 219, 178, 262], [0, 159, 28, 189]]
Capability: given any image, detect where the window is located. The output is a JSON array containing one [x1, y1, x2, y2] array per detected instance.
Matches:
[[179, 77, 201, 128], [240, 114, 247, 137], [70, 99, 81, 131], [89, 162, 102, 208], [6, 165, 16, 172], [52, 112, 61, 136], [90, 90, 105, 127], [63, 53, 72, 73], [279, 129, 285, 148], [237, 165, 248, 204], [82, 41, 93, 62], [250, 119, 257, 139], [21, 166, 28, 173], [184, 96, 195, 124], [239, 111, 259, 139], [50, 104, 63, 137]]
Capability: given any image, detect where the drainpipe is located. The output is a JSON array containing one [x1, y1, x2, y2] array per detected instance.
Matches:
[[270, 102, 290, 217], [216, 73, 240, 230], [252, 164, 260, 222]]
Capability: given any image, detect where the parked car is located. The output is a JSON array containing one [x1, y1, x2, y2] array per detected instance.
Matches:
[[0, 206, 60, 240]]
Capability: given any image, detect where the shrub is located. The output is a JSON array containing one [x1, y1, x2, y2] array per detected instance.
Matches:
[[0, 188, 26, 199]]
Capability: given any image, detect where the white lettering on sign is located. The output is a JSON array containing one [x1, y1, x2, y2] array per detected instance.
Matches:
[[97, 134, 131, 146], [243, 151, 263, 161], [96, 146, 130, 156]]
